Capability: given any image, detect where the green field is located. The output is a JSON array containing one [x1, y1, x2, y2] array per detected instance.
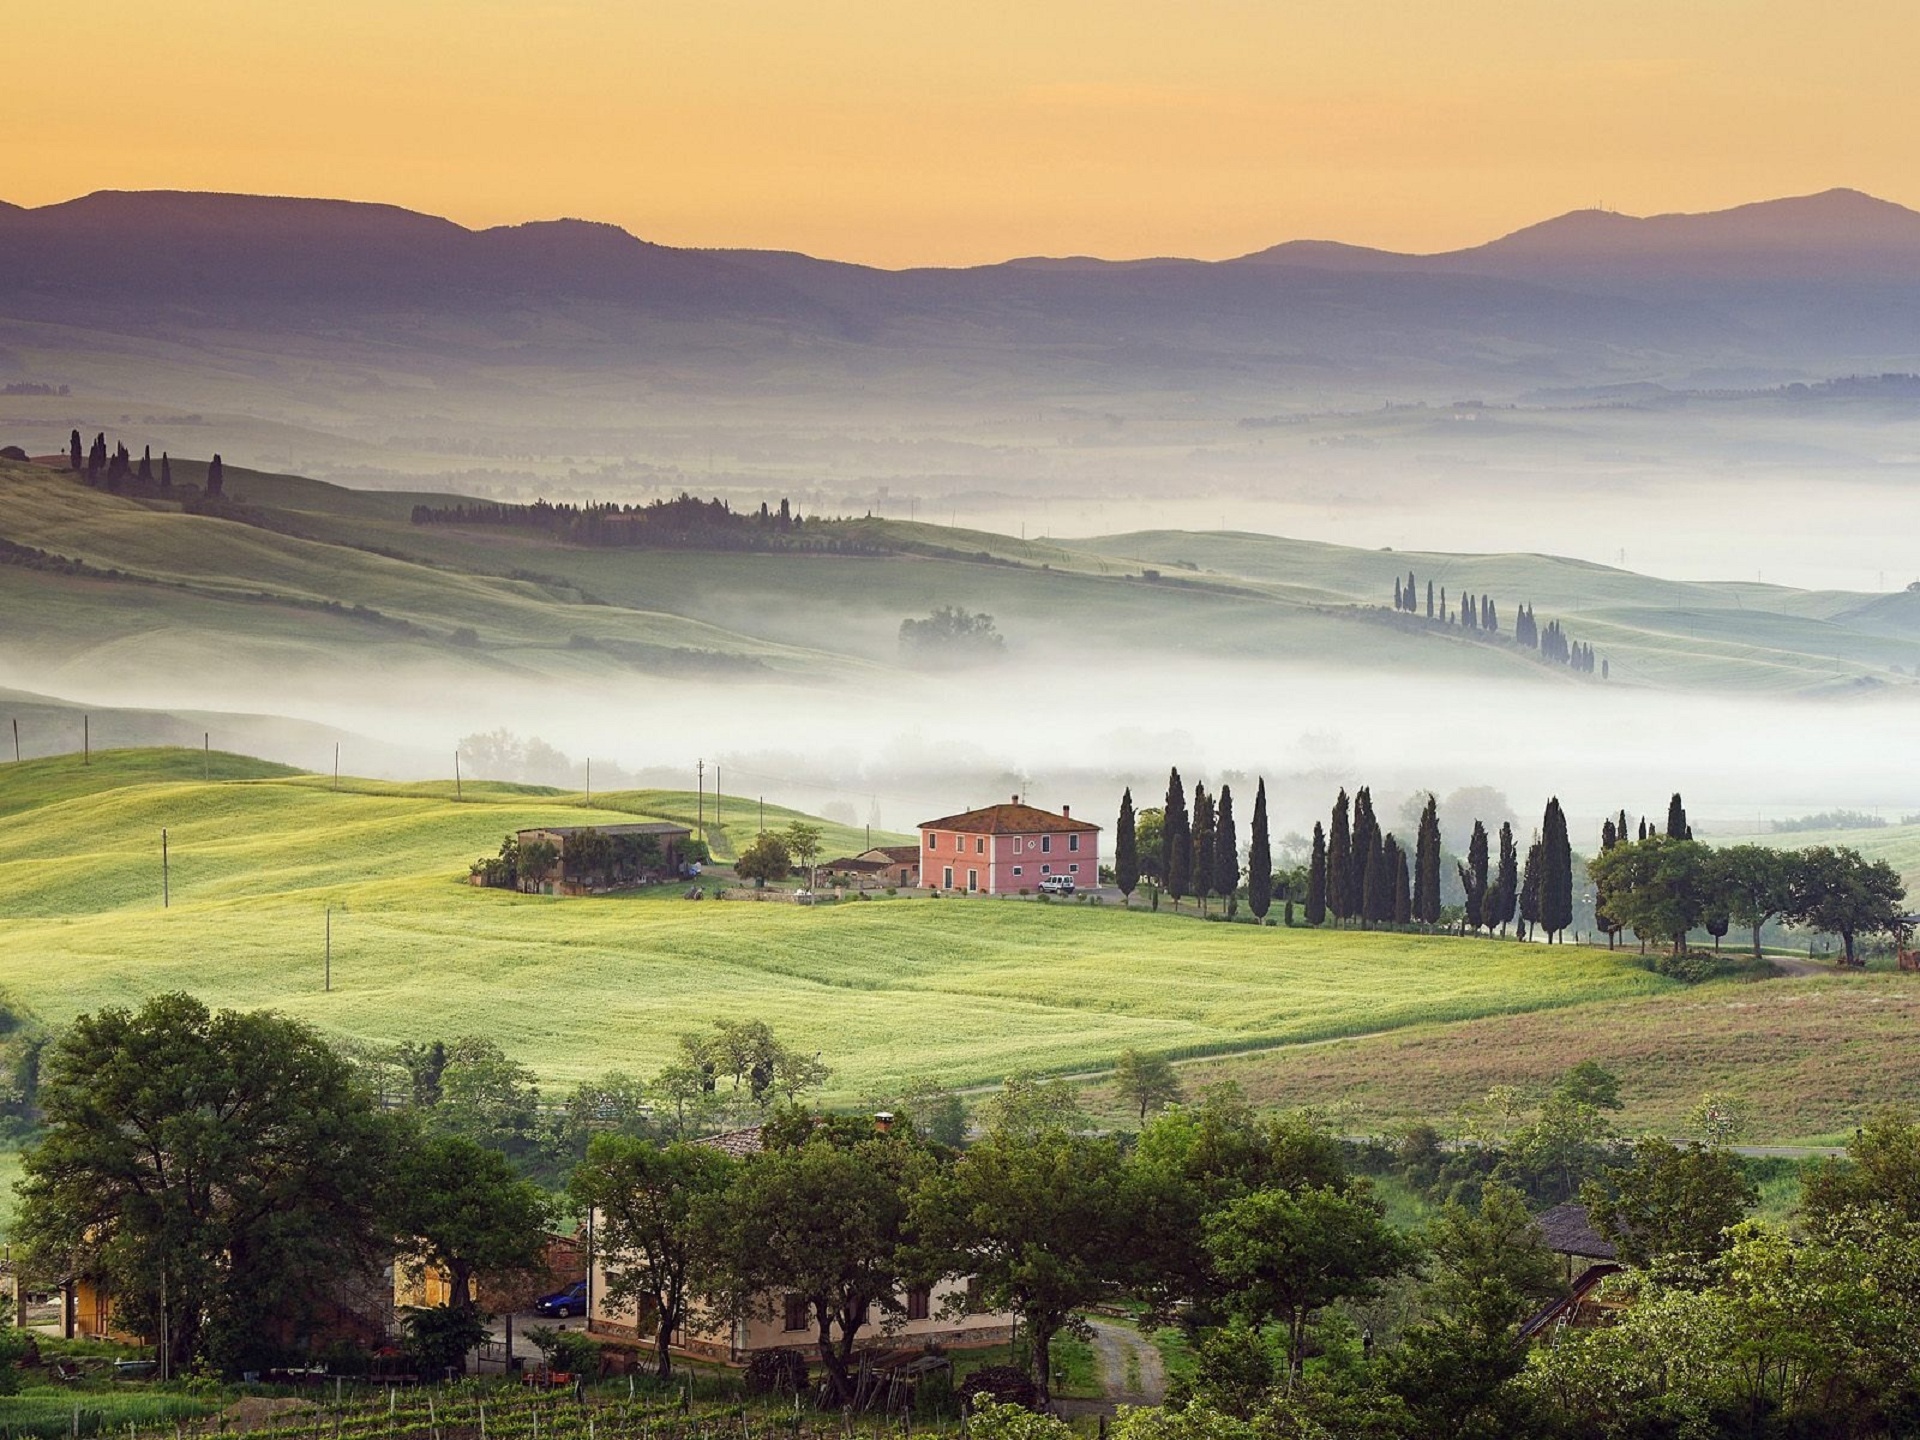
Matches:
[[1146, 970, 1920, 1145], [0, 750, 1677, 1098], [5, 455, 1919, 694]]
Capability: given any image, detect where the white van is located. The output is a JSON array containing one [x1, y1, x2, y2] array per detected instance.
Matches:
[[1038, 875, 1076, 896]]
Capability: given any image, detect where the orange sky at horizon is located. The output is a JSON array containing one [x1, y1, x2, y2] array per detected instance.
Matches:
[[9, 0, 1919, 268]]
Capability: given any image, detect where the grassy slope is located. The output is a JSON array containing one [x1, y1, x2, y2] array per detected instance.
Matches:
[[0, 751, 1671, 1096], [0, 462, 846, 680], [1082, 530, 1920, 692], [8, 458, 1917, 692], [1146, 971, 1920, 1145]]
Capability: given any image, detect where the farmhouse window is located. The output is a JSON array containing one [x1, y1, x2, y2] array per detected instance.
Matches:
[[966, 1276, 985, 1308], [968, 870, 979, 891], [905, 1287, 932, 1322], [1041, 835, 1052, 853], [1069, 864, 1078, 873], [1041, 864, 1051, 874], [976, 837, 985, 854], [943, 867, 954, 889], [783, 1295, 810, 1332], [1012, 866, 1022, 876], [926, 834, 936, 849], [1069, 835, 1080, 852]]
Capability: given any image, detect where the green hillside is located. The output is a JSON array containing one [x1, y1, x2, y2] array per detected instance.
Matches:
[[0, 749, 1672, 1096], [5, 455, 1918, 693]]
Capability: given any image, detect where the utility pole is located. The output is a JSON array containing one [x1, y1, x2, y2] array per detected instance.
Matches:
[[162, 828, 169, 908], [325, 906, 332, 993], [454, 752, 463, 801], [204, 732, 209, 781], [334, 743, 340, 791], [83, 714, 89, 766], [585, 758, 590, 803], [759, 795, 764, 833], [697, 759, 704, 837], [10, 718, 17, 763], [715, 764, 720, 832]]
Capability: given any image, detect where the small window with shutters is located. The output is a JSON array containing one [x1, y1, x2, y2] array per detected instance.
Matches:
[[905, 1287, 931, 1322], [783, 1294, 810, 1332]]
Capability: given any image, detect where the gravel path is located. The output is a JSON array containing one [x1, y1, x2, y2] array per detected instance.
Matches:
[[1087, 1318, 1166, 1406]]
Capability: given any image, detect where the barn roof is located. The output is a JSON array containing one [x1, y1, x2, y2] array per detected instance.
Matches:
[[1535, 1203, 1618, 1261], [517, 822, 690, 840], [694, 1125, 766, 1158]]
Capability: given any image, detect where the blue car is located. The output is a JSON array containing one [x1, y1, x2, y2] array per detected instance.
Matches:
[[533, 1280, 587, 1318]]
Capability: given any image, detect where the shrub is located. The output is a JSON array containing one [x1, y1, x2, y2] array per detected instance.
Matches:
[[965, 1396, 1067, 1440], [960, 1365, 1040, 1412], [743, 1347, 810, 1396]]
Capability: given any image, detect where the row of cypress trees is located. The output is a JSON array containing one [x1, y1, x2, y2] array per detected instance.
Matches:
[[1306, 791, 1576, 940], [1116, 772, 1582, 941], [1389, 570, 1606, 678], [1113, 770, 1280, 920], [67, 428, 222, 496]]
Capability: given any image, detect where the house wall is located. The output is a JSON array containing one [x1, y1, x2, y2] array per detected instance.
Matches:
[[917, 828, 1098, 895], [588, 1263, 1009, 1361]]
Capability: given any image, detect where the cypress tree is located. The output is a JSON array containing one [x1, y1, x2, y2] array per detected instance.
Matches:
[[206, 453, 225, 497], [1667, 792, 1690, 841], [160, 453, 171, 489], [1413, 794, 1441, 926], [1392, 839, 1412, 925], [1327, 790, 1352, 924], [1362, 832, 1392, 927], [1164, 769, 1191, 910], [1426, 580, 1434, 619], [1190, 785, 1216, 917], [1115, 788, 1139, 901], [1350, 787, 1380, 921], [137, 445, 153, 483], [69, 429, 82, 471], [1214, 784, 1239, 917], [1246, 779, 1272, 921], [1406, 570, 1416, 611], [1638, 816, 1648, 842], [1307, 822, 1327, 925], [1594, 817, 1620, 948], [1518, 838, 1542, 940], [1394, 577, 1403, 609], [1488, 822, 1517, 936], [1458, 820, 1488, 933], [1540, 798, 1574, 942]]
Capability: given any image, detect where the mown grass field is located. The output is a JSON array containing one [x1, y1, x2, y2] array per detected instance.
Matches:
[[0, 750, 1676, 1098], [1147, 972, 1920, 1145]]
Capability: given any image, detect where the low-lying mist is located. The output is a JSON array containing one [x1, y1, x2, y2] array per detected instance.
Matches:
[[17, 647, 1916, 845]]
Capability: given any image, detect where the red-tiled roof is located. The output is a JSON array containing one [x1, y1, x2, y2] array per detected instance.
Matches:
[[918, 802, 1099, 835], [866, 846, 922, 864]]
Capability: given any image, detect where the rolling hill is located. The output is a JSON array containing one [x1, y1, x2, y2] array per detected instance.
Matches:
[[2, 453, 1917, 701], [0, 748, 1672, 1099]]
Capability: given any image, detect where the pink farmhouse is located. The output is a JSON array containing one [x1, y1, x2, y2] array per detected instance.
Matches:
[[917, 797, 1100, 894]]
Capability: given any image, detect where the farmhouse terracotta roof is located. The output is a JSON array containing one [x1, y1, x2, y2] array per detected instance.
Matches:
[[1535, 1203, 1618, 1261], [867, 846, 922, 864], [824, 857, 887, 872], [694, 1125, 766, 1158], [918, 801, 1099, 835]]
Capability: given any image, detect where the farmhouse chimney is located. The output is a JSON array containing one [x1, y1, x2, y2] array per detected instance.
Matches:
[[1061, 805, 1070, 818], [1011, 793, 1019, 803]]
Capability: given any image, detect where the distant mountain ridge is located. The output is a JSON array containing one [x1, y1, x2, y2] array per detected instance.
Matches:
[[3, 186, 1919, 407]]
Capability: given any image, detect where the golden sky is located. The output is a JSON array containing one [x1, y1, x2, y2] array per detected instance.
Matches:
[[9, 1, 1918, 268]]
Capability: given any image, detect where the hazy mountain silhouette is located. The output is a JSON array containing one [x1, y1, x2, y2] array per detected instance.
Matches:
[[3, 187, 1917, 407]]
